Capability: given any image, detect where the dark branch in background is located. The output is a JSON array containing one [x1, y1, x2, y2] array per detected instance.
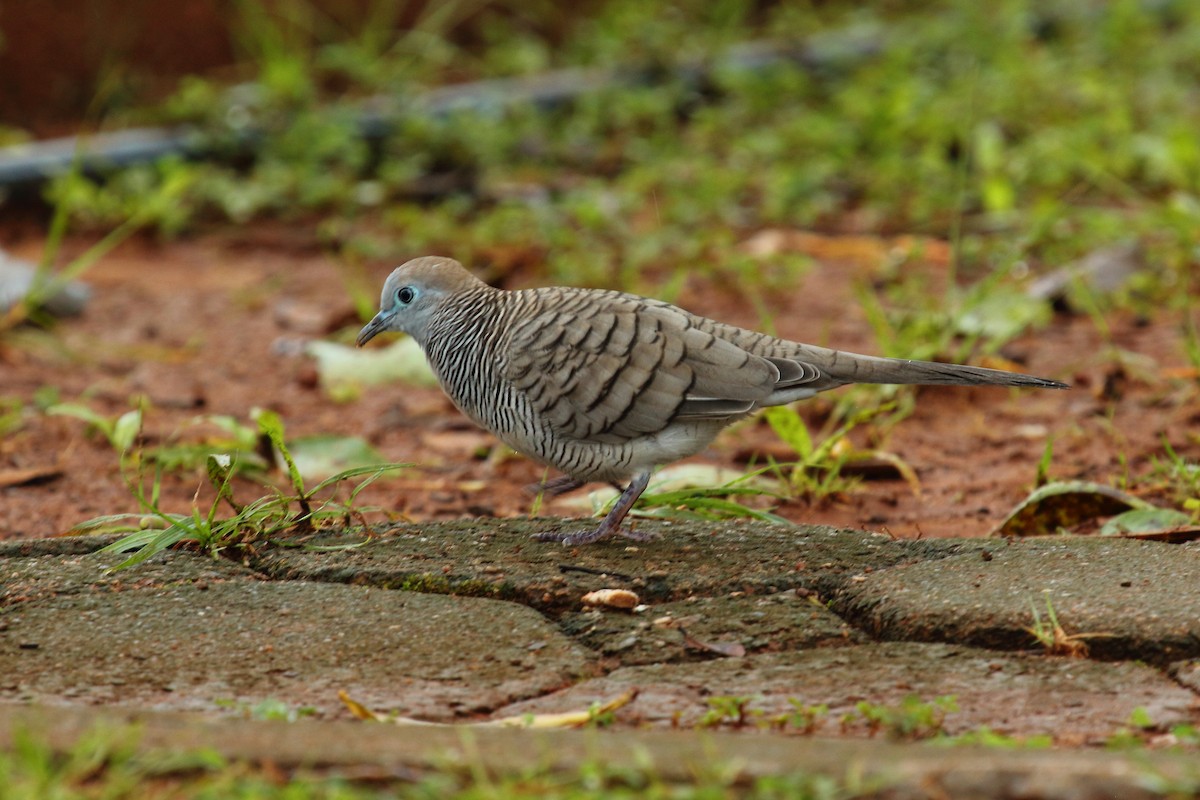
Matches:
[[0, 30, 882, 195]]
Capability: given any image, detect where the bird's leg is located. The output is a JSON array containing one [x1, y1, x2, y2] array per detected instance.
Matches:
[[536, 471, 653, 546], [524, 475, 586, 497]]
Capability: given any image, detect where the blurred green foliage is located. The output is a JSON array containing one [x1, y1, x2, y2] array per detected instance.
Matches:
[[38, 0, 1200, 344]]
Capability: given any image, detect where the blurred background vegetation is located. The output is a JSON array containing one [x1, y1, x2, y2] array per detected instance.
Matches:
[[0, 0, 1195, 304], [2, 0, 1198, 541]]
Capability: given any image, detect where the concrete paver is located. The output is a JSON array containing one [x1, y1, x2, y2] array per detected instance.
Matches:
[[0, 546, 258, 607], [248, 519, 984, 611], [560, 593, 864, 666], [0, 523, 1197, 797], [837, 538, 1200, 662], [494, 642, 1196, 740], [0, 579, 591, 718]]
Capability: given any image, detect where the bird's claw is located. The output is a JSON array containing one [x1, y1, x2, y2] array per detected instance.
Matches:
[[532, 523, 657, 546]]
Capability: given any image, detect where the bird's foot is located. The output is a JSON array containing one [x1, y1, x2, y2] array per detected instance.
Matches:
[[531, 470, 653, 546], [533, 520, 658, 546], [533, 523, 616, 546], [616, 525, 657, 542]]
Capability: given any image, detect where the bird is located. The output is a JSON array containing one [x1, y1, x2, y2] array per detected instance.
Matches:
[[356, 256, 1067, 546]]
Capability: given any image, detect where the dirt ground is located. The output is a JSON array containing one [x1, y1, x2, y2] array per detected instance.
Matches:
[[1, 228, 1194, 543]]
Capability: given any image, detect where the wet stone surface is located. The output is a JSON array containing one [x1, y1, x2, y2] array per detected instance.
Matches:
[[248, 519, 986, 614], [495, 642, 1197, 741], [0, 546, 258, 609], [0, 579, 592, 719], [0, 523, 1196, 757], [836, 537, 1200, 663], [560, 593, 864, 667]]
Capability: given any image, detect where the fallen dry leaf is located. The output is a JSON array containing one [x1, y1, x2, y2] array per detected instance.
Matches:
[[0, 464, 62, 488], [992, 480, 1151, 537], [338, 688, 638, 728], [740, 229, 951, 269]]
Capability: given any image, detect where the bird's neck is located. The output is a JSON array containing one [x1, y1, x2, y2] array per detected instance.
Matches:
[[420, 287, 514, 423], [422, 287, 505, 363]]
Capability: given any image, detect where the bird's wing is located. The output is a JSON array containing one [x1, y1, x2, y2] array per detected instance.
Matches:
[[503, 292, 784, 443]]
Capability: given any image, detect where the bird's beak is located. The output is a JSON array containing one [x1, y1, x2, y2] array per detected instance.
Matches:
[[355, 311, 390, 347]]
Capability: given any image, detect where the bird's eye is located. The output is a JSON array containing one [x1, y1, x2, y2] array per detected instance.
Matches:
[[396, 286, 416, 305]]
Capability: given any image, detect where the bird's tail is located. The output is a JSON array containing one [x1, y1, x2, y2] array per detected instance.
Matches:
[[789, 342, 1068, 389]]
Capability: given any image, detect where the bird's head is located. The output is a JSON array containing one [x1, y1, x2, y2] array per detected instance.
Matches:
[[355, 256, 487, 347]]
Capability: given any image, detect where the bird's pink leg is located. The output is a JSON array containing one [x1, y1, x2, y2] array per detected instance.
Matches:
[[535, 471, 653, 545]]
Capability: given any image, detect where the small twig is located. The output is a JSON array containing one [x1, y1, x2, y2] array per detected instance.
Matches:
[[557, 564, 634, 582]]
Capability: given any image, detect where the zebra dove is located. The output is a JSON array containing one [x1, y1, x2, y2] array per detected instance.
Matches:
[[357, 256, 1067, 545]]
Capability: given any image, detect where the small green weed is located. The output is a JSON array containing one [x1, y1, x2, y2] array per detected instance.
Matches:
[[46, 402, 144, 454], [75, 409, 405, 569], [773, 700, 830, 735], [857, 267, 1052, 385], [844, 695, 959, 741], [1148, 438, 1200, 514], [697, 695, 761, 729], [688, 696, 1198, 749], [695, 695, 957, 741], [938, 727, 1054, 749], [1034, 437, 1055, 488], [213, 697, 318, 722], [144, 414, 268, 477], [761, 403, 918, 501], [2, 158, 145, 335], [1106, 707, 1200, 750], [633, 472, 791, 525], [1181, 308, 1200, 372], [1, 722, 221, 798], [581, 698, 620, 729], [0, 396, 26, 438], [1025, 591, 1116, 657]]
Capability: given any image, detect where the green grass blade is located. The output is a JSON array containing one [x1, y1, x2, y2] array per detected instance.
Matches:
[[255, 409, 308, 497], [97, 521, 196, 570], [307, 462, 408, 494]]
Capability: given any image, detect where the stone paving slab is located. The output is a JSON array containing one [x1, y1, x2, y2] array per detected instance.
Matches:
[[0, 547, 259, 608], [0, 523, 1197, 787], [0, 579, 591, 718], [560, 593, 864, 666], [249, 519, 986, 613], [494, 643, 1197, 741], [836, 538, 1200, 663], [0, 536, 122, 558], [3, 704, 1195, 800]]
